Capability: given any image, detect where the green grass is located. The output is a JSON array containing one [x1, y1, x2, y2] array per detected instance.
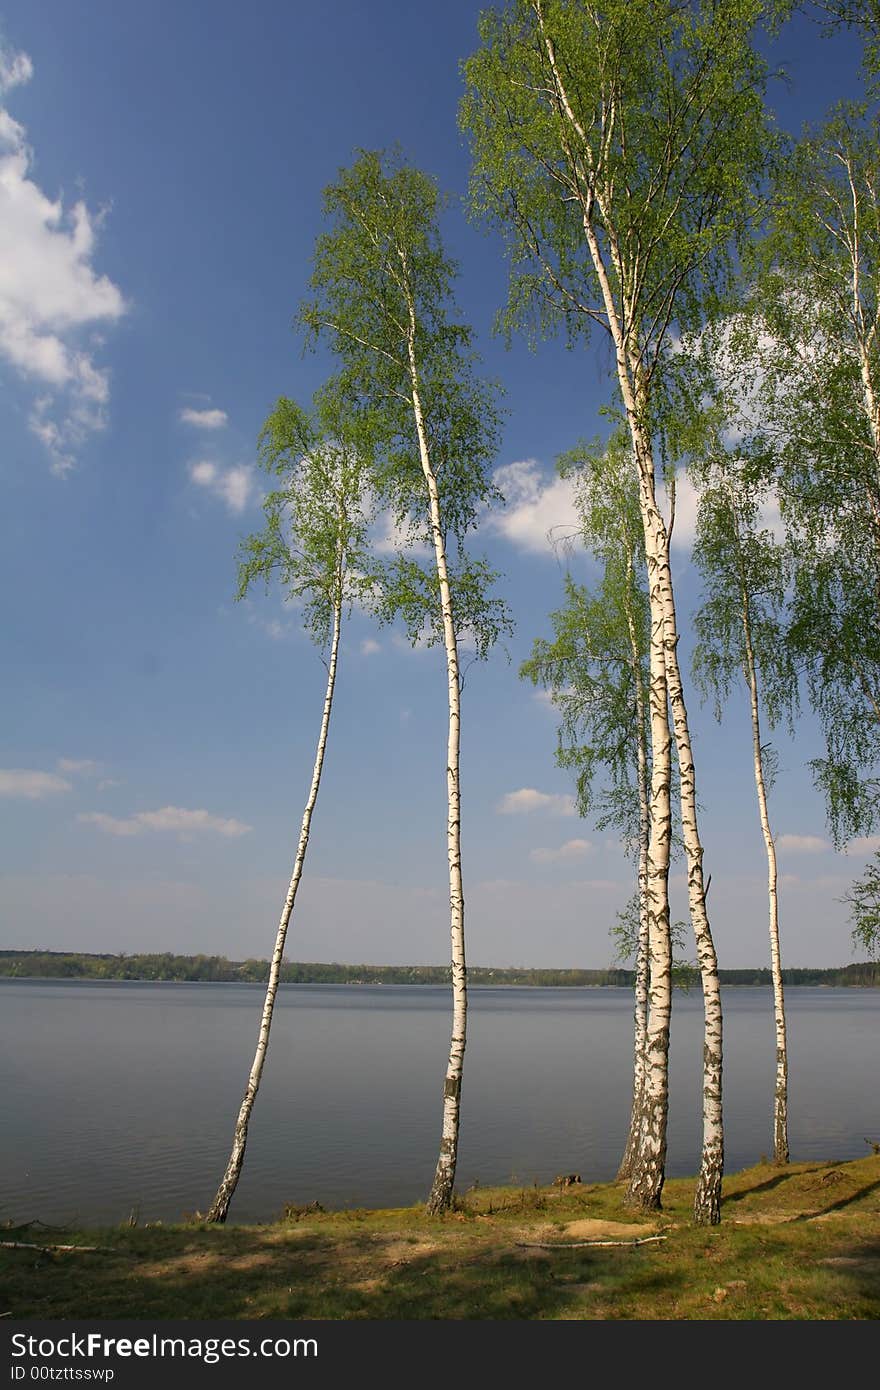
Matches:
[[3, 1155, 879, 1320]]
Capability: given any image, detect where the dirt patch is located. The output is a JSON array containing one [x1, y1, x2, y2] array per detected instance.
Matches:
[[139, 1250, 220, 1279], [349, 1277, 384, 1293], [730, 1212, 797, 1225], [562, 1218, 661, 1240], [820, 1255, 880, 1270], [381, 1240, 442, 1266]]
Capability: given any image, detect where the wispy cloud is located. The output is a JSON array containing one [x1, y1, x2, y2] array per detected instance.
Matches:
[[78, 806, 252, 839], [0, 45, 32, 91], [392, 627, 433, 653], [57, 757, 99, 776], [776, 833, 831, 854], [247, 610, 288, 642], [845, 835, 880, 856], [179, 406, 228, 430], [0, 768, 72, 799], [370, 510, 426, 556], [0, 40, 126, 474], [497, 787, 577, 816], [189, 459, 256, 514], [530, 838, 593, 864], [360, 638, 381, 656], [781, 870, 849, 890]]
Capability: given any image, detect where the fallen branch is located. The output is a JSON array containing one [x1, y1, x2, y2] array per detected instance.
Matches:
[[0, 1241, 123, 1256], [516, 1234, 667, 1250]]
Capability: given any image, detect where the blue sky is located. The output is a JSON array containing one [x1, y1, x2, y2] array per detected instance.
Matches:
[[0, 1, 873, 968]]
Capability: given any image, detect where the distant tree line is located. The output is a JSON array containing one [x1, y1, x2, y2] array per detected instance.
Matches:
[[1, 950, 876, 988]]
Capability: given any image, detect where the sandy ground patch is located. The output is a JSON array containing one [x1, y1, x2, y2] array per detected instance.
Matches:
[[562, 1218, 661, 1240]]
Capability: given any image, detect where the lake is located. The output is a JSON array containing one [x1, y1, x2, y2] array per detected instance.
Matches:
[[1, 980, 877, 1225]]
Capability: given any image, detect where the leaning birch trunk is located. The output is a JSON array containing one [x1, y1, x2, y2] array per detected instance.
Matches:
[[206, 596, 342, 1224], [400, 274, 467, 1217], [616, 579, 651, 1183], [742, 592, 789, 1164]]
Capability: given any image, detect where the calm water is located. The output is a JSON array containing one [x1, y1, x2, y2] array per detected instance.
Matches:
[[1, 981, 877, 1225]]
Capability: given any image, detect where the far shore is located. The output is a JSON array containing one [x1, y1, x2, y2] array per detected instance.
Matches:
[[1, 949, 878, 988]]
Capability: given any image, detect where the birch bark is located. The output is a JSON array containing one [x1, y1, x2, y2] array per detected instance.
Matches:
[[398, 274, 468, 1216], [616, 561, 651, 1183], [532, 7, 723, 1219], [206, 593, 342, 1224], [742, 592, 789, 1165]]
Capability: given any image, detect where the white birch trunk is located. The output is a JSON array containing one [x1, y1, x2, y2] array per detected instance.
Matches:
[[572, 221, 673, 1216], [534, 7, 713, 1215], [656, 557, 724, 1225], [206, 596, 342, 1224], [742, 594, 789, 1165], [399, 278, 467, 1216], [616, 580, 651, 1183], [626, 402, 723, 1223], [626, 532, 673, 1214]]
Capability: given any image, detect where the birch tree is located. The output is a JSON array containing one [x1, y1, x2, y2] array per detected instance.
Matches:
[[751, 105, 880, 846], [300, 151, 508, 1214], [521, 434, 653, 1181], [692, 458, 798, 1165], [206, 392, 374, 1223], [842, 848, 880, 957], [463, 0, 774, 1221]]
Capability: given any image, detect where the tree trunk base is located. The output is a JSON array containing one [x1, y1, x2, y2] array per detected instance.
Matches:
[[426, 1166, 456, 1216], [693, 1153, 723, 1226]]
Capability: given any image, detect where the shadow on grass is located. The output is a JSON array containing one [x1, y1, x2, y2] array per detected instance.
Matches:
[[722, 1163, 830, 1205], [793, 1177, 880, 1222], [1, 1223, 679, 1321], [817, 1236, 880, 1314]]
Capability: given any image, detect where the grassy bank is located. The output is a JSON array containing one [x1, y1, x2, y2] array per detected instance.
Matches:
[[3, 1155, 879, 1320]]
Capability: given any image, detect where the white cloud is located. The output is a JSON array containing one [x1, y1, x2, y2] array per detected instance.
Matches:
[[97, 778, 122, 792], [530, 838, 593, 864], [0, 47, 33, 93], [662, 466, 784, 551], [488, 459, 580, 555], [57, 757, 99, 776], [392, 627, 433, 653], [496, 787, 577, 816], [776, 833, 831, 854], [659, 470, 700, 551], [190, 459, 217, 485], [248, 612, 287, 641], [235, 598, 291, 643], [0, 42, 126, 473], [189, 459, 256, 514], [844, 835, 880, 856], [179, 407, 228, 430], [78, 806, 252, 839], [371, 510, 424, 555], [78, 811, 141, 838], [360, 638, 381, 656], [0, 768, 72, 799], [780, 870, 849, 890]]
